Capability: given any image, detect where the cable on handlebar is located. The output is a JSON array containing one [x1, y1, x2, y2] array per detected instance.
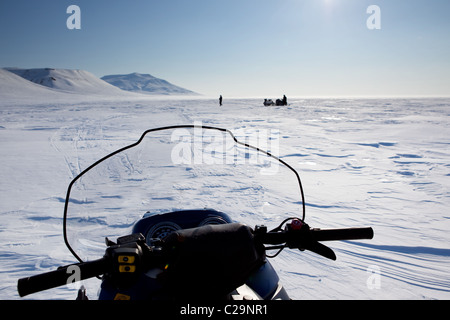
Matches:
[[265, 246, 287, 258], [264, 217, 301, 258]]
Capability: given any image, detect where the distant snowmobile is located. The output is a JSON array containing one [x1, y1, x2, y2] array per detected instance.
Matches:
[[264, 96, 287, 106], [17, 125, 374, 300]]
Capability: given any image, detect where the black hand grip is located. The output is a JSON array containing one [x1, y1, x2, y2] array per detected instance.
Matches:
[[260, 227, 374, 246], [312, 227, 374, 242], [18, 258, 108, 297]]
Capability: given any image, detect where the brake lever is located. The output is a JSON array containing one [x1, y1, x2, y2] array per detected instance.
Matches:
[[303, 241, 336, 261]]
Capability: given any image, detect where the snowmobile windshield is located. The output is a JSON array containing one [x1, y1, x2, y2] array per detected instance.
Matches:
[[63, 125, 305, 262]]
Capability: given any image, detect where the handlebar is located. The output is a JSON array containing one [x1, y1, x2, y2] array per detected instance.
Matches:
[[260, 226, 373, 244], [312, 227, 374, 242], [256, 219, 373, 260], [17, 257, 108, 297], [17, 220, 374, 297]]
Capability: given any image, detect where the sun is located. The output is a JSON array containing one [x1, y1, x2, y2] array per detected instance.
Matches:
[[321, 0, 340, 16], [323, 0, 338, 8]]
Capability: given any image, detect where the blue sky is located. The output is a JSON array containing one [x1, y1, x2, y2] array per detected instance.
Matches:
[[1, 0, 449, 97]]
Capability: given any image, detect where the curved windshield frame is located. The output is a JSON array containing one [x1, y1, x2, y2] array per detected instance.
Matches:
[[62, 125, 306, 263]]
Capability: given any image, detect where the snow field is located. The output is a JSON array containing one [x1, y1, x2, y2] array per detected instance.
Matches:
[[0, 97, 449, 300]]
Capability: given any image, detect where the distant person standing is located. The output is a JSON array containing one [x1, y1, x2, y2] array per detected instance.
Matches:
[[219, 95, 223, 106]]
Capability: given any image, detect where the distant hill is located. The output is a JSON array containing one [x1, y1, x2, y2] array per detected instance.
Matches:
[[101, 72, 199, 96], [6, 68, 132, 96], [0, 68, 69, 102], [0, 68, 198, 105]]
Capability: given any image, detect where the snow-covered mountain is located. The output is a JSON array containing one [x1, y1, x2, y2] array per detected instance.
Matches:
[[101, 72, 199, 96], [5, 68, 132, 96], [1, 68, 199, 102], [0, 68, 73, 103]]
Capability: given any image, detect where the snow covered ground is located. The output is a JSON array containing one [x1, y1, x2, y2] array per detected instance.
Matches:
[[0, 95, 449, 300]]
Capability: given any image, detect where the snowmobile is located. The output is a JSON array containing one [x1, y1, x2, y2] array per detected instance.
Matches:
[[263, 98, 287, 106], [17, 125, 374, 300]]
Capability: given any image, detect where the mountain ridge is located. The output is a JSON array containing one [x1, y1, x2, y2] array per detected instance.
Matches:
[[101, 72, 199, 96], [5, 67, 132, 96]]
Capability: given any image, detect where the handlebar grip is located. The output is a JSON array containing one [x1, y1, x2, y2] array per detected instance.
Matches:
[[17, 258, 108, 297], [312, 227, 374, 242]]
